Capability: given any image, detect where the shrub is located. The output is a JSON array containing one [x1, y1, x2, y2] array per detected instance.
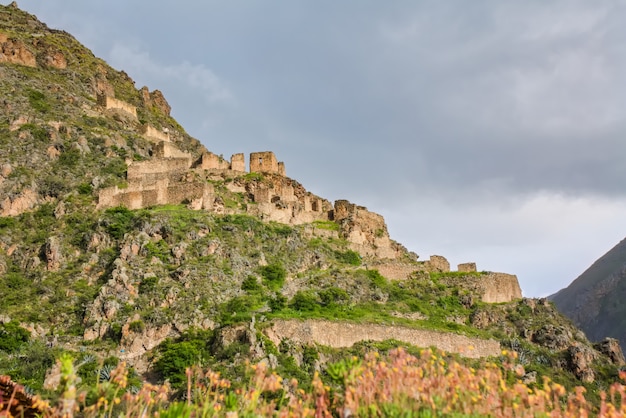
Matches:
[[366, 269, 388, 289], [0, 217, 16, 230], [102, 206, 135, 240], [27, 89, 51, 113], [57, 148, 81, 168], [241, 275, 261, 292], [219, 295, 262, 325], [259, 263, 286, 291], [38, 176, 67, 198], [335, 250, 361, 266], [319, 287, 350, 307], [0, 321, 30, 352], [129, 320, 145, 333], [156, 341, 202, 386], [19, 123, 48, 142], [144, 240, 170, 263], [269, 294, 287, 312], [77, 183, 93, 195], [155, 329, 212, 387], [139, 276, 158, 294], [290, 291, 319, 312]]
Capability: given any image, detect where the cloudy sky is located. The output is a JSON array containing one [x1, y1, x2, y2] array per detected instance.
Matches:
[[11, 1, 626, 297]]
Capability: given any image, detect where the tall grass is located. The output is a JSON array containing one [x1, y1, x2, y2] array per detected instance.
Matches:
[[7, 348, 626, 417]]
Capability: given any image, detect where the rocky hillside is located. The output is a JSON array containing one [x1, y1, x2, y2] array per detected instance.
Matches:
[[0, 2, 624, 403], [551, 237, 626, 345]]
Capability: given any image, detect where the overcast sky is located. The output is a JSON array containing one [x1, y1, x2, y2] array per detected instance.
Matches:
[[10, 1, 626, 297]]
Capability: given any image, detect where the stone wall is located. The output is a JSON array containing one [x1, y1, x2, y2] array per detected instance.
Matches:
[[199, 152, 247, 172], [374, 262, 425, 280], [478, 273, 523, 303], [153, 141, 192, 161], [458, 262, 477, 272], [200, 152, 230, 170], [231, 153, 245, 172], [440, 272, 522, 303], [96, 94, 137, 119], [250, 151, 285, 175], [246, 176, 332, 225], [141, 125, 170, 143], [127, 159, 190, 182], [425, 255, 450, 272], [97, 179, 213, 210], [266, 319, 501, 359]]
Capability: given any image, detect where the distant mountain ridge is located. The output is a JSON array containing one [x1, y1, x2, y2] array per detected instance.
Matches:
[[551, 238, 626, 344]]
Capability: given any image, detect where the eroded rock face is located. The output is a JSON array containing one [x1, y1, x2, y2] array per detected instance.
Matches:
[[120, 319, 173, 360], [594, 338, 625, 366], [0, 188, 39, 216], [43, 50, 67, 69], [83, 258, 137, 340], [141, 87, 171, 116], [43, 236, 62, 271], [532, 324, 574, 351], [333, 199, 407, 260], [568, 344, 597, 383], [0, 35, 36, 67], [470, 308, 506, 330]]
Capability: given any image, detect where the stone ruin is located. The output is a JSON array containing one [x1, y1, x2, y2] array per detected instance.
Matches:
[[96, 93, 137, 119], [89, 94, 523, 301]]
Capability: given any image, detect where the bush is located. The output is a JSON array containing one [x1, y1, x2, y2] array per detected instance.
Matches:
[[290, 291, 319, 312], [57, 148, 81, 168], [38, 176, 67, 198], [0, 321, 30, 352], [144, 240, 170, 263], [335, 250, 362, 266], [366, 269, 388, 289], [19, 123, 48, 142], [269, 294, 287, 312], [155, 329, 212, 387], [139, 276, 158, 294], [102, 206, 135, 240], [319, 287, 350, 307], [27, 89, 51, 113], [241, 276, 261, 292], [77, 183, 93, 195], [129, 320, 145, 333], [156, 341, 202, 386], [219, 296, 262, 325], [259, 263, 286, 291]]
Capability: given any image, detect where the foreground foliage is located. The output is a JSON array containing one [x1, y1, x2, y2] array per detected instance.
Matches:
[[3, 348, 626, 417]]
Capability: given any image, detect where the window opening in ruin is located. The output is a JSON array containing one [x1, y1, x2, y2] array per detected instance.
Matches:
[[259, 158, 263, 164]]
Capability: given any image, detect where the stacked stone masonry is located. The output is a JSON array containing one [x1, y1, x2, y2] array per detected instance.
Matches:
[[96, 94, 137, 119], [94, 136, 523, 303], [266, 320, 501, 359], [458, 262, 477, 272], [142, 125, 170, 143]]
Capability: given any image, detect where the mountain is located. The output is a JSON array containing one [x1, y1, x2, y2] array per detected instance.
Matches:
[[0, 1, 624, 405], [551, 238, 626, 345]]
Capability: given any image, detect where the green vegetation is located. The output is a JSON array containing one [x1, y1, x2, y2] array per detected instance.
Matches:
[[313, 219, 340, 231], [259, 263, 287, 291], [26, 88, 51, 113], [334, 249, 361, 265], [0, 321, 30, 352], [0, 5, 621, 412]]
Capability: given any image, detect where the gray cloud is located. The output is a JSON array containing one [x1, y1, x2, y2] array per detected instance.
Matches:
[[12, 0, 626, 296]]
